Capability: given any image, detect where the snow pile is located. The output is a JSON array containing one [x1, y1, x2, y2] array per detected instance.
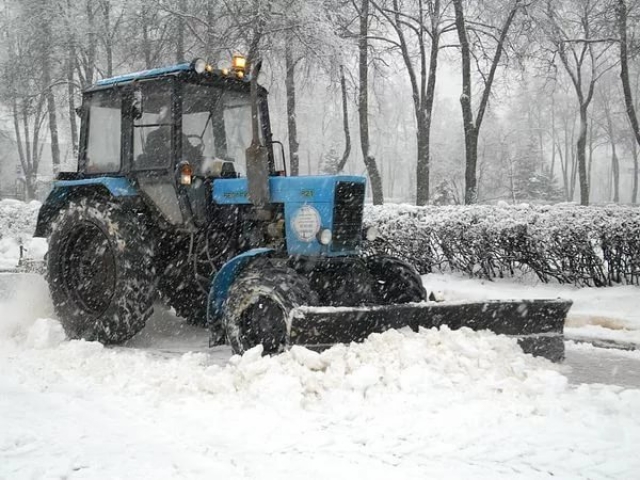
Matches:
[[0, 237, 21, 270], [2, 320, 640, 479], [24, 318, 66, 349], [0, 274, 53, 341], [3, 322, 563, 406]]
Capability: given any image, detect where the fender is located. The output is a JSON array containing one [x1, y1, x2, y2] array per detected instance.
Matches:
[[207, 248, 274, 333], [53, 177, 138, 196], [34, 177, 138, 237]]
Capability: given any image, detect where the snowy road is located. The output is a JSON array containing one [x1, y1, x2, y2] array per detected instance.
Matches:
[[2, 273, 639, 389]]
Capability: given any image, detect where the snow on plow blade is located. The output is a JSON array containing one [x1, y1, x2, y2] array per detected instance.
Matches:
[[289, 299, 572, 362]]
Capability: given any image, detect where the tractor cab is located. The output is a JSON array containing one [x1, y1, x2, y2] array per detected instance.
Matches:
[[75, 58, 276, 226], [80, 57, 272, 179]]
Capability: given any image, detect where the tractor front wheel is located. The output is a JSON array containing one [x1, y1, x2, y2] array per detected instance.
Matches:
[[47, 198, 156, 344], [223, 262, 318, 355], [367, 255, 427, 304]]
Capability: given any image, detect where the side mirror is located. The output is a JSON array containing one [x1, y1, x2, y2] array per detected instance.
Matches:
[[132, 90, 143, 120]]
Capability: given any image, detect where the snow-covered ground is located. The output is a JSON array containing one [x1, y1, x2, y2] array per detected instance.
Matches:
[[2, 199, 640, 479], [1, 309, 639, 478], [0, 273, 639, 479]]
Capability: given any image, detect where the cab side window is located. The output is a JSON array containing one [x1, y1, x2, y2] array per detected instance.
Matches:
[[133, 81, 173, 170], [85, 91, 121, 174]]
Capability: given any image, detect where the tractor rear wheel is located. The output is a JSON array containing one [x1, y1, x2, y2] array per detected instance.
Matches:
[[367, 255, 427, 304], [223, 262, 319, 355], [46, 198, 156, 344]]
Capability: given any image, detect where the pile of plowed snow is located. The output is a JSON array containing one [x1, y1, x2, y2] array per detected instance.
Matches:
[[3, 317, 563, 405], [2, 317, 640, 479]]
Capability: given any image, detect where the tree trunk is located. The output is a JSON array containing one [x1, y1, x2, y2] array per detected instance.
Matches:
[[206, 0, 216, 60], [603, 94, 620, 202], [358, 0, 384, 204], [550, 96, 557, 177], [101, 0, 113, 77], [588, 116, 595, 191], [44, 79, 61, 175], [141, 2, 153, 68], [66, 52, 79, 158], [285, 42, 299, 176], [416, 15, 440, 205], [176, 0, 185, 63], [611, 144, 620, 203], [577, 106, 589, 205], [337, 64, 351, 173], [39, 1, 61, 174], [453, 0, 519, 204], [618, 0, 640, 147], [632, 139, 638, 204], [618, 0, 640, 203], [62, 4, 80, 159], [84, 0, 97, 86], [416, 120, 430, 204], [453, 0, 476, 204], [12, 98, 26, 176]]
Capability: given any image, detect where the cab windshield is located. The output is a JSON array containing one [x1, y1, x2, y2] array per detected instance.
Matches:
[[182, 83, 260, 172]]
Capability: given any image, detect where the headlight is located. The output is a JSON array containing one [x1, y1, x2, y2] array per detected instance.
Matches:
[[318, 229, 332, 245], [365, 226, 380, 241], [192, 58, 207, 74], [178, 161, 193, 185], [232, 54, 247, 72]]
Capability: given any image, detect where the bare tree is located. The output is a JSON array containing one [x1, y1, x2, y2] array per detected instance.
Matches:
[[0, 4, 48, 199], [452, 0, 524, 204], [372, 0, 453, 205], [617, 0, 640, 203], [542, 0, 615, 205], [357, 0, 384, 204]]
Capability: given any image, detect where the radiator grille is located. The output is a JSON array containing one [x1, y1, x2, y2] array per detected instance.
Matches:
[[332, 182, 365, 250]]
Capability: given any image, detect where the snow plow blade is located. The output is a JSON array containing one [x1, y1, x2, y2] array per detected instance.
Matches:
[[290, 299, 572, 362]]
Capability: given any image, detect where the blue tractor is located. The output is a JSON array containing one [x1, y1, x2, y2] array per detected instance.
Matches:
[[35, 57, 571, 359]]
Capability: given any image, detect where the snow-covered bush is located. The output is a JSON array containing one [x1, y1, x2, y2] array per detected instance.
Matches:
[[4, 198, 640, 287], [365, 204, 640, 287], [0, 199, 41, 240]]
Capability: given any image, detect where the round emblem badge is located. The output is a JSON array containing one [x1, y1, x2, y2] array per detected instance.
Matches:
[[292, 205, 321, 242]]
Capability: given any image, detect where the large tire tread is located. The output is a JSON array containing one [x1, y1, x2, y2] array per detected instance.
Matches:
[[46, 198, 156, 344], [223, 260, 318, 355], [367, 255, 427, 304]]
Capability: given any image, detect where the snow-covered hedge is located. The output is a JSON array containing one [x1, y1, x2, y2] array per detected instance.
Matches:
[[3, 199, 640, 287], [365, 204, 640, 287], [0, 199, 41, 241]]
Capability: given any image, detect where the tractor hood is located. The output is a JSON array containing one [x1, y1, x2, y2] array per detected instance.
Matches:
[[212, 175, 367, 256]]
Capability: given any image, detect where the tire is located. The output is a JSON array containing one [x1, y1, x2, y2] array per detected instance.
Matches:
[[366, 255, 427, 304], [223, 261, 319, 355], [46, 198, 156, 344], [157, 251, 208, 326]]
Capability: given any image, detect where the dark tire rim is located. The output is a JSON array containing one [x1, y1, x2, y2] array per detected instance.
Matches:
[[60, 222, 117, 315], [240, 296, 287, 354]]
